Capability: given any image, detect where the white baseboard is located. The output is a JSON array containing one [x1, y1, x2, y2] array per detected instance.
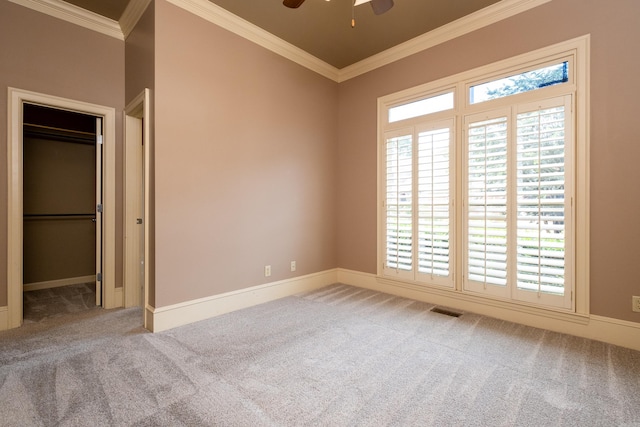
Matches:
[[149, 269, 339, 332], [0, 306, 7, 331], [337, 268, 640, 351], [114, 286, 123, 308], [103, 283, 124, 310], [587, 315, 640, 351], [23, 275, 95, 292], [144, 305, 154, 331], [9, 267, 638, 351]]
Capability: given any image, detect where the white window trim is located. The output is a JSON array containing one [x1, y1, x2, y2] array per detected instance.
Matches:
[[377, 35, 590, 316]]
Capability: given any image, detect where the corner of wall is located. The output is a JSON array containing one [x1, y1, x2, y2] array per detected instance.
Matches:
[[149, 269, 338, 332]]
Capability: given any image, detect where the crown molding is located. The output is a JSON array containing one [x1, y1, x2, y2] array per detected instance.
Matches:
[[338, 0, 553, 82], [8, 0, 124, 41], [10, 0, 551, 83], [120, 0, 152, 39], [165, 0, 341, 82], [165, 0, 550, 83]]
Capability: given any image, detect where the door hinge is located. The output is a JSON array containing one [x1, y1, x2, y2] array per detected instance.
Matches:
[[97, 203, 103, 213], [97, 273, 102, 282]]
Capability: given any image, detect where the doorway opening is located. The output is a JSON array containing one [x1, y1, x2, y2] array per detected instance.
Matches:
[[22, 104, 102, 322], [7, 88, 117, 329], [124, 88, 151, 330]]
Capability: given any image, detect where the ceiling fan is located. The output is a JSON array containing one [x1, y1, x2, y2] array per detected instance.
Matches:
[[283, 0, 395, 16]]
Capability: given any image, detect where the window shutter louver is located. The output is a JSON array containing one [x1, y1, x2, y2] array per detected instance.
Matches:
[[463, 97, 572, 307], [467, 117, 509, 288], [417, 127, 451, 279], [516, 105, 566, 295], [385, 135, 413, 272]]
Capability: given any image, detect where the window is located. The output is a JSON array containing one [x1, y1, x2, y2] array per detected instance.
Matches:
[[383, 120, 455, 288], [515, 102, 570, 298], [463, 96, 573, 309], [466, 115, 508, 288], [417, 126, 452, 281], [388, 92, 454, 123], [469, 61, 569, 104], [378, 37, 588, 314], [385, 133, 413, 273]]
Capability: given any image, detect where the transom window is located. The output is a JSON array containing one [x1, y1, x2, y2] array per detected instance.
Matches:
[[388, 92, 454, 123], [469, 61, 569, 104], [378, 37, 589, 314]]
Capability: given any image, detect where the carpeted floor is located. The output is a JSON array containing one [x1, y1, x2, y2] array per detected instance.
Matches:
[[23, 282, 97, 323], [1, 283, 639, 426]]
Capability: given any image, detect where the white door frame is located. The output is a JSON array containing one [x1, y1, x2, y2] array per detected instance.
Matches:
[[7, 88, 117, 329], [95, 116, 104, 306], [124, 88, 151, 329]]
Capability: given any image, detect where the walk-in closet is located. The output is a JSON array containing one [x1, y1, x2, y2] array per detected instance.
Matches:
[[22, 104, 100, 322]]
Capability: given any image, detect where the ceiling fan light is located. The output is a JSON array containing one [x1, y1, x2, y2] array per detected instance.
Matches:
[[370, 0, 394, 15], [283, 0, 306, 8], [354, 0, 372, 5]]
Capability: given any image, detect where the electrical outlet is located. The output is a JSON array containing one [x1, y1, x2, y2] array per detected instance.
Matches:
[[633, 296, 640, 313], [264, 265, 271, 277], [290, 261, 296, 272]]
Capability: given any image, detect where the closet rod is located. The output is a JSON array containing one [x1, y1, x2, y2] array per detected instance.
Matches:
[[23, 123, 96, 137], [23, 213, 96, 220]]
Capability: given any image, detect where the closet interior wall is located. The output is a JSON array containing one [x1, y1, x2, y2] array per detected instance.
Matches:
[[22, 104, 97, 290]]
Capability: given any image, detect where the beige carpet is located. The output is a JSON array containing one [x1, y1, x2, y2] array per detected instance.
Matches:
[[23, 282, 97, 323], [1, 283, 639, 426]]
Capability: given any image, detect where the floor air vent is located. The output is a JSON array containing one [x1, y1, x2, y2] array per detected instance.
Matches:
[[430, 307, 462, 318]]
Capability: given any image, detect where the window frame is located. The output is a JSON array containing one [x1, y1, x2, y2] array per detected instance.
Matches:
[[377, 36, 589, 315]]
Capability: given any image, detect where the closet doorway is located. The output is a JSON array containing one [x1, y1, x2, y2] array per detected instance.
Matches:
[[7, 88, 117, 330], [22, 104, 102, 321]]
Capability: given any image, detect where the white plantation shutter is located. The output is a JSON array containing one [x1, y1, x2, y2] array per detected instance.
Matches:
[[466, 115, 509, 295], [514, 96, 572, 308], [379, 44, 586, 313], [416, 123, 453, 286], [385, 133, 413, 275], [383, 121, 454, 287], [463, 97, 573, 308]]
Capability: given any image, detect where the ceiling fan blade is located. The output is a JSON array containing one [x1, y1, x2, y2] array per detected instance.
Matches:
[[370, 0, 394, 15], [283, 0, 306, 8]]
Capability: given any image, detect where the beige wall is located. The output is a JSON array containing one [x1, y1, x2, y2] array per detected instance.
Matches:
[[125, 2, 155, 104], [3, 0, 639, 325], [125, 2, 156, 306], [0, 1, 125, 306], [152, 1, 338, 307], [337, 0, 640, 322]]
